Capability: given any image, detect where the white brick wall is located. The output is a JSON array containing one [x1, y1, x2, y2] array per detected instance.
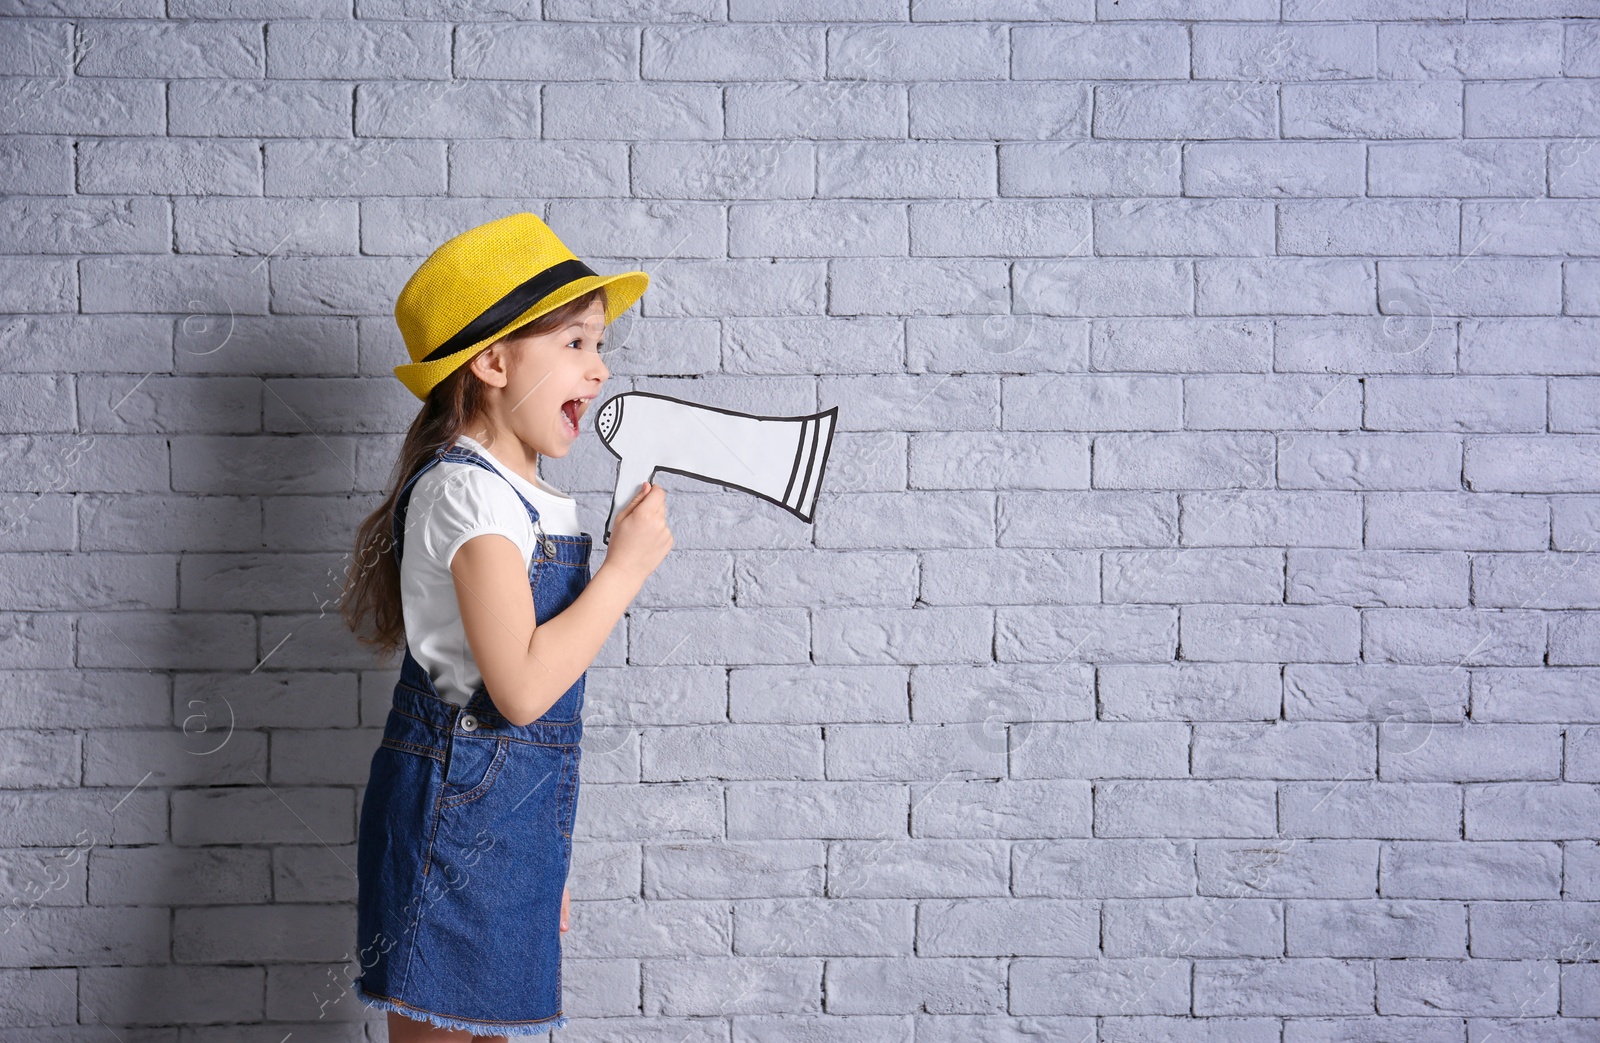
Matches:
[[1, 2, 1598, 1039]]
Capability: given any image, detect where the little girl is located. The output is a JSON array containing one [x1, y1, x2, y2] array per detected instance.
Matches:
[[340, 213, 673, 1040]]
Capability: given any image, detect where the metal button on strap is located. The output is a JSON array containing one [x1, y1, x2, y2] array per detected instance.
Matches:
[[459, 713, 479, 732]]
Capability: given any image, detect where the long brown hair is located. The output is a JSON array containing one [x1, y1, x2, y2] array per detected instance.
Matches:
[[341, 286, 609, 659]]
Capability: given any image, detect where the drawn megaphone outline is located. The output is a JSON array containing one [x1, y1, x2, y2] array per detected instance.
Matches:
[[593, 391, 838, 545]]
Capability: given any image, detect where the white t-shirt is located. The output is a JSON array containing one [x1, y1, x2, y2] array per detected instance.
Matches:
[[400, 434, 584, 706]]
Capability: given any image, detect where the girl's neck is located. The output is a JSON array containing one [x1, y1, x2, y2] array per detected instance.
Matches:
[[460, 420, 539, 488]]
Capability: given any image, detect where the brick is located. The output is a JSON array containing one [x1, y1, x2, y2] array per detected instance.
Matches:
[[1475, 553, 1600, 609], [921, 897, 1097, 956], [911, 200, 1089, 257], [1097, 199, 1273, 257], [0, 20, 70, 78], [911, 82, 1092, 140], [828, 838, 1007, 899], [1106, 1017, 1283, 1043], [1467, 80, 1600, 137], [1096, 83, 1276, 140], [1103, 897, 1283, 957], [1102, 0, 1277, 17], [1549, 138, 1600, 197], [1567, 261, 1600, 316], [1181, 491, 1361, 548], [1015, 838, 1196, 898], [828, 24, 1008, 81], [1099, 663, 1281, 722], [726, 82, 904, 139], [1004, 141, 1182, 197], [645, 25, 823, 81], [1105, 547, 1283, 605], [0, 136, 71, 194], [78, 138, 261, 196], [1266, 313, 1453, 375], [733, 201, 903, 259], [1011, 956, 1189, 1016], [267, 139, 446, 197], [1280, 782, 1462, 840], [1370, 141, 1544, 198], [1195, 958, 1374, 1016], [999, 490, 1177, 548], [268, 21, 449, 79], [175, 904, 352, 963], [1097, 781, 1278, 838], [1285, 664, 1468, 727], [1467, 435, 1600, 492], [1279, 433, 1463, 491], [79, 20, 263, 78], [912, 661, 1095, 725], [1197, 839, 1379, 899], [1287, 549, 1467, 609], [78, 965, 264, 1026], [1184, 375, 1362, 430], [1286, 0, 1462, 15], [1013, 23, 1189, 79], [911, 779, 1092, 839], [455, 23, 634, 81], [1366, 494, 1548, 554], [1197, 259, 1375, 316], [1194, 24, 1376, 80], [1378, 958, 1556, 1016], [1381, 840, 1561, 899], [1092, 319, 1272, 372], [1465, 782, 1600, 840], [831, 258, 1008, 317], [729, 895, 906, 958], [1193, 723, 1375, 780], [1184, 142, 1365, 198], [1467, 900, 1600, 958], [1286, 900, 1465, 958], [0, 78, 163, 135], [1554, 498, 1600, 552], [1473, 668, 1600, 724], [1279, 200, 1458, 256], [1285, 83, 1461, 138], [1380, 21, 1562, 78], [1004, 374, 1180, 431], [1181, 604, 1361, 664], [908, 433, 1089, 491], [169, 80, 349, 137], [1365, 376, 1544, 432], [1014, 722, 1190, 780], [819, 726, 1004, 780], [1094, 432, 1276, 490]]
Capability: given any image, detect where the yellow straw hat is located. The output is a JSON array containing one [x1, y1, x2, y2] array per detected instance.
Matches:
[[392, 212, 649, 401]]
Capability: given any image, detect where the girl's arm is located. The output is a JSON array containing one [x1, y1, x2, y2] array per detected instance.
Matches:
[[452, 482, 671, 727]]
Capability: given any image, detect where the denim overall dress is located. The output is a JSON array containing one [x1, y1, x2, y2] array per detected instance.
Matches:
[[354, 441, 589, 1036]]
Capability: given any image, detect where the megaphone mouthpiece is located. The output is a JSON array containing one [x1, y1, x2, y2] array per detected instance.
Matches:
[[596, 396, 622, 444]]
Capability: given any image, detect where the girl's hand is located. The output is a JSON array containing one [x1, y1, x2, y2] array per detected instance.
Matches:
[[560, 884, 570, 934], [604, 481, 673, 583]]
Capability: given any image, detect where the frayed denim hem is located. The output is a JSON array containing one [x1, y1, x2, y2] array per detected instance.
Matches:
[[355, 985, 567, 1037]]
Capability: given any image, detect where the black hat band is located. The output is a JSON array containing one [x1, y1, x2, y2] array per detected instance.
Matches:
[[420, 257, 600, 364]]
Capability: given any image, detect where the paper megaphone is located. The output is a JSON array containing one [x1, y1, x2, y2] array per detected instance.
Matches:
[[594, 391, 837, 544]]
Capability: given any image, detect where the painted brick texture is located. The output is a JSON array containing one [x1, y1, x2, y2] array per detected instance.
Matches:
[[0, 2, 1597, 1040]]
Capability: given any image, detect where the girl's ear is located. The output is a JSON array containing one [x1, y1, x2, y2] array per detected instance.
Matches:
[[469, 343, 510, 389]]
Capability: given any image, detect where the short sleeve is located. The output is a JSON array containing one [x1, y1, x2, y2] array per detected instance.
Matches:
[[411, 464, 532, 570]]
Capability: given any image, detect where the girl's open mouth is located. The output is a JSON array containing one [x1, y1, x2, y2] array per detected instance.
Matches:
[[560, 398, 584, 437]]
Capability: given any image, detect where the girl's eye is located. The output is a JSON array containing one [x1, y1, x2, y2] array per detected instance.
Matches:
[[570, 339, 605, 351]]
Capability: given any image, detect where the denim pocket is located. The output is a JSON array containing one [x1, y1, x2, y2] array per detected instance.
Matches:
[[440, 734, 510, 809]]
